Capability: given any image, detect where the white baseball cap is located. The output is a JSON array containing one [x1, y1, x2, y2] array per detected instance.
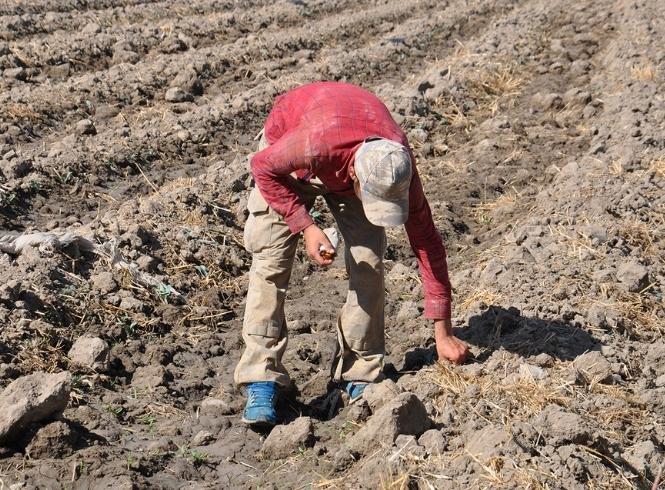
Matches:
[[354, 138, 412, 227]]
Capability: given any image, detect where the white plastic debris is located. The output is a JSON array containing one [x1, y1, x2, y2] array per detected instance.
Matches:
[[322, 227, 340, 251]]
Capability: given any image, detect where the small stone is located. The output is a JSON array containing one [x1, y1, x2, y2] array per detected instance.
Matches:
[[136, 255, 158, 272], [112, 49, 139, 64], [573, 351, 612, 383], [4, 67, 26, 80], [175, 129, 190, 142], [68, 337, 110, 371], [465, 425, 515, 459], [191, 430, 214, 447], [146, 437, 176, 452], [591, 141, 606, 154], [362, 379, 401, 412], [171, 67, 203, 96], [479, 258, 506, 285], [532, 405, 590, 445], [531, 353, 554, 367], [531, 92, 564, 110], [346, 393, 429, 455], [50, 63, 70, 79], [408, 128, 428, 143], [394, 434, 425, 457], [616, 260, 649, 293], [91, 272, 117, 294], [119, 296, 144, 312], [418, 429, 446, 456], [581, 224, 607, 244], [261, 417, 314, 459], [0, 372, 71, 446], [1, 157, 33, 179], [3, 149, 17, 161], [76, 119, 96, 136], [131, 365, 167, 390], [199, 397, 234, 416], [586, 305, 607, 327], [346, 399, 371, 423], [95, 104, 120, 120], [159, 36, 188, 54], [82, 22, 101, 34], [519, 363, 548, 381], [25, 421, 76, 458], [165, 87, 193, 103], [332, 446, 355, 471], [622, 441, 662, 477]]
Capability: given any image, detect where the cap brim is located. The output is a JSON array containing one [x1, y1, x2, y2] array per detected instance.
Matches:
[[360, 188, 409, 227]]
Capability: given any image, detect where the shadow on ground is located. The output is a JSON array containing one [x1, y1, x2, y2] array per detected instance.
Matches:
[[277, 306, 604, 424], [400, 305, 603, 371]]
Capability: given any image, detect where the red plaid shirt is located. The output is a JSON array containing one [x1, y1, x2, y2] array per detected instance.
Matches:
[[251, 81, 451, 320]]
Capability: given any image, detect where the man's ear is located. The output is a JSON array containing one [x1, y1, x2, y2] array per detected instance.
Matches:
[[348, 164, 357, 181]]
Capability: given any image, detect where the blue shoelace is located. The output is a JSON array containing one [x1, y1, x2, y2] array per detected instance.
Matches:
[[247, 385, 276, 407]]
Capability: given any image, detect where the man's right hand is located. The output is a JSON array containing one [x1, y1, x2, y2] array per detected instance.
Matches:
[[303, 224, 335, 266]]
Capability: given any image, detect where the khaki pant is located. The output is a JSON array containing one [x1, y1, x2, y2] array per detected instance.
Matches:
[[234, 134, 387, 388]]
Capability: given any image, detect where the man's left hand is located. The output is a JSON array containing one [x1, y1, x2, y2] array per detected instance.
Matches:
[[434, 319, 469, 364]]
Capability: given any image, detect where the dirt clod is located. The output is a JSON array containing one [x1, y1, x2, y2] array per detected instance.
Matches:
[[261, 416, 314, 459], [573, 350, 612, 384], [362, 378, 401, 412], [25, 421, 77, 459], [616, 259, 650, 292], [68, 337, 110, 372], [0, 372, 71, 446], [418, 429, 446, 456], [347, 393, 429, 455]]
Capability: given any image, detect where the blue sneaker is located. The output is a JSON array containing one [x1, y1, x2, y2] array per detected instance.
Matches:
[[345, 381, 368, 403], [241, 382, 278, 427]]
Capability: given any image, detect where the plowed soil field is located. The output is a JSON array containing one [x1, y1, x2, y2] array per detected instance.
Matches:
[[1, 0, 664, 488]]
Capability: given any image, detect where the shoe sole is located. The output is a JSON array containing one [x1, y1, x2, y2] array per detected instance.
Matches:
[[241, 416, 277, 428]]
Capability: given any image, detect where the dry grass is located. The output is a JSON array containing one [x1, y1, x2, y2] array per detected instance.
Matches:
[[617, 219, 661, 260], [478, 66, 524, 98], [550, 225, 599, 259], [592, 290, 665, 336], [431, 62, 526, 129], [379, 470, 412, 490], [467, 452, 554, 489], [428, 361, 473, 396], [14, 337, 67, 373], [649, 155, 665, 177], [494, 379, 570, 416], [472, 193, 518, 224], [1, 103, 46, 123], [456, 288, 503, 313], [630, 61, 658, 81], [433, 94, 470, 129], [428, 359, 581, 422], [609, 160, 624, 176]]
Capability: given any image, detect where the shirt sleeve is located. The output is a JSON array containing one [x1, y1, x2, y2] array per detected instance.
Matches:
[[403, 169, 453, 320], [250, 128, 315, 234]]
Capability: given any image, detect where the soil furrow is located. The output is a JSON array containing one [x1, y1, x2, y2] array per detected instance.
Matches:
[[0, 0, 169, 17], [4, 0, 523, 231], [0, 0, 355, 72], [0, 0, 272, 39], [0, 0, 421, 133]]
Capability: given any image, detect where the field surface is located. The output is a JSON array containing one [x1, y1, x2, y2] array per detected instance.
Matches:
[[0, 0, 664, 488]]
